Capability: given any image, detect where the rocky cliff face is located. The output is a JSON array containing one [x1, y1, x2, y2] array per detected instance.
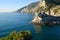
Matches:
[[17, 0, 60, 16], [45, 0, 60, 16]]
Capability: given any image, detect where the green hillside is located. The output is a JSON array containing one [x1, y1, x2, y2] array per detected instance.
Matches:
[[17, 0, 60, 16]]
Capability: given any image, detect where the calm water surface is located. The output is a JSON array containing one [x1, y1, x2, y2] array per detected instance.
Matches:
[[0, 12, 60, 40]]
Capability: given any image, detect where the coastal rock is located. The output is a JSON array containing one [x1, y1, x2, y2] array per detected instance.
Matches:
[[32, 11, 60, 25], [31, 12, 45, 25]]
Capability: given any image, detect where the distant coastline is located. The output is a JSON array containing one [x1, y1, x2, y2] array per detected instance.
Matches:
[[16, 0, 60, 16]]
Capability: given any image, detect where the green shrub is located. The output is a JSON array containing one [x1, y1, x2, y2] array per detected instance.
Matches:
[[0, 30, 32, 40]]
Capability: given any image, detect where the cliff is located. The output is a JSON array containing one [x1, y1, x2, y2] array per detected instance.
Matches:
[[17, 0, 60, 16], [17, 2, 39, 13], [31, 12, 60, 25]]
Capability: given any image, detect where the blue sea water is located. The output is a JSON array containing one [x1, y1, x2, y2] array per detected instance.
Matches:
[[0, 12, 60, 40]]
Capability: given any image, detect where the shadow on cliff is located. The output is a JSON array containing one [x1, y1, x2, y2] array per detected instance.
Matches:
[[39, 12, 60, 25]]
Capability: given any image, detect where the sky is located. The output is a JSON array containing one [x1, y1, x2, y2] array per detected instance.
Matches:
[[0, 0, 39, 12]]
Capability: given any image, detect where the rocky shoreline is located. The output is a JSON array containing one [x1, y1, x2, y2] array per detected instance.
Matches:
[[31, 11, 60, 25]]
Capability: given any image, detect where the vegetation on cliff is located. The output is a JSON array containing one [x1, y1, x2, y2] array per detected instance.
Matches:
[[17, 0, 60, 16], [17, 2, 39, 13], [45, 0, 60, 5], [0, 30, 32, 40]]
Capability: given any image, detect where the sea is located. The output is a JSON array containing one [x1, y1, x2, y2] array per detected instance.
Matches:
[[0, 12, 60, 40]]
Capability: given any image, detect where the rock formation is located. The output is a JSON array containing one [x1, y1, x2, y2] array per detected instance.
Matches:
[[32, 11, 60, 25]]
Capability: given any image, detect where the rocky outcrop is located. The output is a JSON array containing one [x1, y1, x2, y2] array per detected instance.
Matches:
[[31, 12, 43, 24], [32, 11, 60, 25]]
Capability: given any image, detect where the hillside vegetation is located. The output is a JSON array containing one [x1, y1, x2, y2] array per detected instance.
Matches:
[[17, 0, 60, 16], [0, 30, 32, 40]]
